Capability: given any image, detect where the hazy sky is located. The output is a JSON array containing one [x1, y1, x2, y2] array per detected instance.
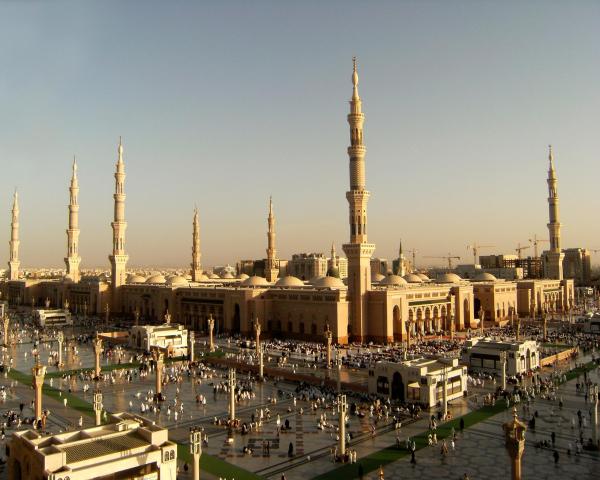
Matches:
[[1, 1, 599, 269]]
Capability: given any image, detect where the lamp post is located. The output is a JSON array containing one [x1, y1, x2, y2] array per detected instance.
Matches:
[[591, 384, 598, 448], [253, 316, 261, 356], [93, 333, 103, 380], [259, 343, 264, 381], [56, 331, 64, 367], [324, 324, 333, 369], [503, 406, 527, 480], [190, 426, 203, 480], [2, 314, 9, 347], [153, 348, 165, 401], [500, 350, 507, 392], [337, 394, 347, 461], [188, 331, 195, 362], [32, 359, 46, 421], [208, 314, 215, 352], [228, 368, 236, 422], [336, 352, 342, 393]]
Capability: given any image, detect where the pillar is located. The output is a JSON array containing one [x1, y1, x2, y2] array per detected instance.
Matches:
[[188, 331, 195, 362], [336, 356, 342, 393], [442, 365, 448, 419], [516, 318, 521, 342], [450, 314, 455, 341], [324, 324, 332, 369], [501, 351, 507, 391], [228, 368, 236, 421], [503, 407, 526, 480], [154, 349, 164, 401], [3, 315, 9, 347], [543, 315, 548, 341], [338, 394, 347, 460], [190, 427, 202, 480], [254, 318, 261, 356], [93, 388, 103, 426], [479, 308, 485, 336], [57, 331, 64, 367], [134, 307, 140, 326], [406, 321, 411, 349], [32, 362, 46, 420], [93, 334, 103, 379], [259, 344, 264, 381], [208, 315, 215, 352]]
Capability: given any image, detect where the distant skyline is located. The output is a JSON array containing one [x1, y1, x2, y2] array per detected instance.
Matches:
[[1, 1, 599, 269]]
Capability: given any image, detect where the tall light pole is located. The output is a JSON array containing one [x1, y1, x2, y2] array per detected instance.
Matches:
[[500, 350, 507, 392], [190, 426, 203, 480], [93, 388, 103, 426], [337, 394, 347, 461]]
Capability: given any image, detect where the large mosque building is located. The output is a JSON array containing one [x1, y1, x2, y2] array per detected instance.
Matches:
[[1, 61, 574, 344]]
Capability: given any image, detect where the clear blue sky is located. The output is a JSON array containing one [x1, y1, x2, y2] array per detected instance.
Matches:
[[1, 1, 599, 269]]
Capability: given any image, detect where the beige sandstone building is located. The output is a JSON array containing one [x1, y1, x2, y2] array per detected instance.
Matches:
[[1, 61, 575, 345]]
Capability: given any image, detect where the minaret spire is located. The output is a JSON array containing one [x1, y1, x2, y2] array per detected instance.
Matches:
[[342, 57, 376, 342], [396, 239, 406, 276], [542, 144, 564, 280], [191, 206, 202, 281], [8, 189, 20, 281], [109, 137, 129, 306], [265, 196, 279, 282], [65, 156, 81, 282]]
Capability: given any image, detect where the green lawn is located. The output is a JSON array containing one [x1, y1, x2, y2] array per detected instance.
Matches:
[[177, 442, 262, 480]]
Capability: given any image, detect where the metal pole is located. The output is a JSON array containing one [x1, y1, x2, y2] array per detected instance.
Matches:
[[229, 368, 236, 421], [338, 394, 347, 460]]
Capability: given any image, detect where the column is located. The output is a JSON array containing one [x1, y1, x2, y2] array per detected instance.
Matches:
[[190, 426, 203, 480], [479, 308, 485, 336], [442, 366, 448, 419], [324, 324, 332, 369], [93, 334, 103, 379], [93, 388, 103, 426], [406, 321, 411, 349], [336, 355, 342, 393], [208, 314, 215, 352], [3, 315, 9, 347], [57, 331, 64, 367], [32, 362, 46, 421], [134, 307, 140, 326], [543, 314, 548, 341], [501, 351, 507, 391], [154, 349, 164, 401], [337, 394, 347, 461], [259, 344, 264, 381], [188, 331, 195, 362], [253, 318, 261, 356], [591, 385, 598, 448], [228, 368, 236, 421], [516, 318, 521, 341]]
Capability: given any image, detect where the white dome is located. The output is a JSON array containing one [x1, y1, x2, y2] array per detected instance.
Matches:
[[313, 276, 345, 289], [275, 275, 304, 287], [209, 273, 220, 279], [167, 275, 188, 286], [128, 275, 146, 284], [403, 273, 423, 284], [237, 273, 250, 280], [380, 274, 408, 286], [146, 274, 166, 284], [437, 272, 462, 283], [416, 273, 429, 281], [221, 272, 234, 279], [240, 275, 269, 286], [473, 272, 497, 282], [371, 273, 386, 282]]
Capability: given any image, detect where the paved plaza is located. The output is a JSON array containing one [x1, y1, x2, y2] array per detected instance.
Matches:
[[0, 325, 598, 479]]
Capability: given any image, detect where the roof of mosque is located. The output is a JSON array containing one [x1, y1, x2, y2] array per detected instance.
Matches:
[[145, 274, 166, 284], [275, 275, 305, 287], [380, 274, 408, 286], [240, 275, 269, 286], [403, 273, 423, 283], [437, 272, 463, 283], [312, 276, 345, 288]]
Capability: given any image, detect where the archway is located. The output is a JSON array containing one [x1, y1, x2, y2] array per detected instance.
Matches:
[[393, 305, 401, 340], [391, 372, 405, 402], [232, 304, 241, 334]]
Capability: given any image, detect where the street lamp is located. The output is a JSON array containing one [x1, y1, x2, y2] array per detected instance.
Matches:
[[190, 426, 203, 480]]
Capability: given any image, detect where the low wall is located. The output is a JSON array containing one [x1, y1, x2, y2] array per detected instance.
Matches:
[[540, 346, 578, 367]]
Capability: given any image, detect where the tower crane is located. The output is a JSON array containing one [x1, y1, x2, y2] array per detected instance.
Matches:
[[406, 249, 419, 272], [529, 234, 548, 259], [515, 242, 530, 259], [466, 242, 496, 266], [423, 253, 461, 270]]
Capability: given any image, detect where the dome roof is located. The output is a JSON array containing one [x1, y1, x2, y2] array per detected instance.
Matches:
[[372, 273, 386, 282], [380, 274, 408, 286], [167, 275, 189, 286], [437, 272, 462, 283], [146, 274, 166, 284], [326, 266, 340, 278], [128, 275, 147, 284], [209, 273, 220, 279], [313, 276, 345, 289], [473, 272, 497, 282], [221, 272, 234, 279], [416, 273, 429, 281], [275, 275, 304, 287], [403, 273, 423, 283], [240, 275, 269, 286], [237, 273, 249, 280]]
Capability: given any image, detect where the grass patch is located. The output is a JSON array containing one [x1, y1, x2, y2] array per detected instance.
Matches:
[[177, 443, 262, 480]]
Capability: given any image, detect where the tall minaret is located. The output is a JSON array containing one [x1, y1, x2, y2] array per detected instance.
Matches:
[[65, 157, 81, 282], [108, 137, 129, 305], [265, 196, 279, 282], [543, 145, 564, 280], [191, 207, 202, 281], [342, 58, 376, 341], [396, 239, 406, 276], [7, 189, 20, 281]]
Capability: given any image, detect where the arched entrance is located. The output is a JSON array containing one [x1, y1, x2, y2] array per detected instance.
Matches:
[[391, 372, 405, 402], [232, 304, 241, 334]]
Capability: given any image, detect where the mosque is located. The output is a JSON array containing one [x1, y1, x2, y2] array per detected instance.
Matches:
[[1, 60, 574, 344]]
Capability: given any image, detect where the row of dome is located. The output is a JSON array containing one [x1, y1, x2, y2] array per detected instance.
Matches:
[[372, 271, 497, 284]]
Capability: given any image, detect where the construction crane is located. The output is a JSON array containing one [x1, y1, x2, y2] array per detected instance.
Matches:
[[529, 234, 548, 259], [515, 242, 530, 259], [466, 242, 496, 266], [423, 253, 461, 270], [406, 249, 419, 272]]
